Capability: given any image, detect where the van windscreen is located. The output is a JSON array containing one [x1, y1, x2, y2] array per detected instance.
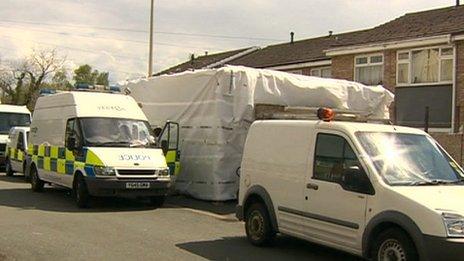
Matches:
[[79, 117, 155, 148], [356, 132, 464, 186], [0, 113, 31, 134]]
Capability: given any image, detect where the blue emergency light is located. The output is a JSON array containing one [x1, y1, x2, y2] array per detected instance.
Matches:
[[39, 89, 57, 96], [108, 85, 121, 92], [74, 83, 94, 90]]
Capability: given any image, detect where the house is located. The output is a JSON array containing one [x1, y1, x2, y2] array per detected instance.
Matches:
[[229, 30, 369, 77], [155, 3, 464, 163], [155, 47, 259, 75], [325, 4, 464, 161]]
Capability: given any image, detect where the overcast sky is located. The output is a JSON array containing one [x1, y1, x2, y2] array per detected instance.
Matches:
[[0, 0, 456, 83]]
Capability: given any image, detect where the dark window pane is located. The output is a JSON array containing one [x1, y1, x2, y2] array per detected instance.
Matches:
[[396, 85, 452, 128], [315, 134, 344, 158]]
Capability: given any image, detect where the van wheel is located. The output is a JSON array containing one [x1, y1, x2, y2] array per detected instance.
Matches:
[[5, 159, 14, 177], [74, 174, 91, 208], [148, 196, 166, 208], [245, 203, 275, 246], [371, 228, 418, 261], [30, 167, 44, 192]]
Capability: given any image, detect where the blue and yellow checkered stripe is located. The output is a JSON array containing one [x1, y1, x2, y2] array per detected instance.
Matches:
[[165, 150, 180, 176], [28, 144, 104, 177], [6, 147, 25, 162]]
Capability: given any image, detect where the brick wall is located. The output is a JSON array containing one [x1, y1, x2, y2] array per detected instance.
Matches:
[[331, 54, 354, 81], [429, 41, 464, 165], [382, 50, 396, 94], [431, 133, 463, 164], [457, 41, 464, 132]]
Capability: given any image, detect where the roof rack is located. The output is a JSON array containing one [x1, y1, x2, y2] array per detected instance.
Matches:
[[254, 104, 391, 124]]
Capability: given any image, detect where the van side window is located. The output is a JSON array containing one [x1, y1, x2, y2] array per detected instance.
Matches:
[[17, 132, 25, 150], [65, 119, 82, 148], [313, 133, 360, 184]]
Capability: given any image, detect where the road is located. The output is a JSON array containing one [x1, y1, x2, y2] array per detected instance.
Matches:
[[0, 173, 361, 261]]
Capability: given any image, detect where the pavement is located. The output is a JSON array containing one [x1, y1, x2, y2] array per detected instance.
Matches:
[[0, 173, 361, 261]]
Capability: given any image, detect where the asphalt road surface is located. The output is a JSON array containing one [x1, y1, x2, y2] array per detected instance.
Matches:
[[0, 173, 361, 261]]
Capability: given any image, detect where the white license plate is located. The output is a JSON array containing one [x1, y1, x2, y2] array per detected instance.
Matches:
[[125, 182, 150, 189]]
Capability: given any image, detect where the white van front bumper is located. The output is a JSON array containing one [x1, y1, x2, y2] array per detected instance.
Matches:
[[85, 177, 171, 197], [423, 235, 464, 261]]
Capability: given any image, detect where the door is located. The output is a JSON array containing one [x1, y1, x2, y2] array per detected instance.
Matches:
[[302, 132, 374, 253], [157, 121, 180, 176], [12, 131, 26, 172]]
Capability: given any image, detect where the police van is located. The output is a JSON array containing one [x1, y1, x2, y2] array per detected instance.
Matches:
[[237, 108, 464, 261], [0, 104, 31, 170], [27, 91, 178, 208], [5, 127, 29, 176]]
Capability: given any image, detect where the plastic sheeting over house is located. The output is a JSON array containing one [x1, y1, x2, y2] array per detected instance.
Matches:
[[123, 66, 394, 201]]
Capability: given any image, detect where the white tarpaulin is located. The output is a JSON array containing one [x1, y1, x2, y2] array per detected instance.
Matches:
[[123, 66, 394, 201]]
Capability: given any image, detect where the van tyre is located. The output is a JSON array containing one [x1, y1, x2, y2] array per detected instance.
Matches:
[[371, 228, 418, 261], [30, 167, 44, 192], [5, 159, 14, 177], [148, 196, 166, 208], [74, 174, 91, 208], [245, 203, 275, 246]]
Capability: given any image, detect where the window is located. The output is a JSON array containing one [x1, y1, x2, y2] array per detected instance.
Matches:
[[313, 134, 360, 183], [397, 47, 453, 85], [310, 67, 332, 78], [354, 54, 383, 86], [395, 85, 452, 128], [285, 69, 303, 75], [65, 119, 83, 149], [17, 133, 24, 150]]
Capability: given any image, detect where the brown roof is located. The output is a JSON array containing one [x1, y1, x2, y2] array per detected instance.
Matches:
[[155, 48, 254, 75], [331, 5, 464, 48], [157, 5, 464, 73], [229, 30, 368, 68]]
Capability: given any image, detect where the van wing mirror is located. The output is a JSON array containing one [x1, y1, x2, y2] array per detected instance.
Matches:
[[341, 166, 374, 195]]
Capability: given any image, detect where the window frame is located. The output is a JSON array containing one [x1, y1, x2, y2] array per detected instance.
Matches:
[[353, 53, 384, 86], [17, 132, 25, 150], [65, 118, 83, 149], [312, 132, 375, 195], [396, 45, 454, 87], [310, 66, 332, 78], [285, 69, 303, 75]]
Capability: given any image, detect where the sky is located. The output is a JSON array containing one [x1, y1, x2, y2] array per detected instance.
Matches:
[[0, 0, 456, 83]]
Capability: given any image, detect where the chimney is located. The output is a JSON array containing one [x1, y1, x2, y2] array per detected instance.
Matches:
[[205, 51, 208, 56], [190, 54, 195, 61], [290, 32, 295, 43], [457, 0, 460, 6], [329, 30, 333, 37]]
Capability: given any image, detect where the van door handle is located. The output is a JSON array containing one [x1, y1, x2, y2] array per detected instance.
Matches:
[[306, 183, 319, 190]]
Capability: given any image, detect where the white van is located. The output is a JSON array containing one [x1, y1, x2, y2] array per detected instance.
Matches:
[[27, 91, 175, 208], [236, 108, 464, 261], [0, 105, 31, 169], [5, 127, 29, 176]]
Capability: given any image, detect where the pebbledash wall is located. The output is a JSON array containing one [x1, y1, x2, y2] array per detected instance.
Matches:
[[330, 40, 464, 165]]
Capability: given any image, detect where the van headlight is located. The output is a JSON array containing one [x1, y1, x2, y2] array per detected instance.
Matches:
[[94, 166, 116, 177], [158, 168, 170, 176], [442, 213, 464, 237]]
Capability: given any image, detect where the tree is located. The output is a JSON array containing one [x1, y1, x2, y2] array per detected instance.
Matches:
[[43, 68, 73, 90], [73, 64, 109, 86], [0, 48, 68, 109], [96, 71, 109, 86]]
